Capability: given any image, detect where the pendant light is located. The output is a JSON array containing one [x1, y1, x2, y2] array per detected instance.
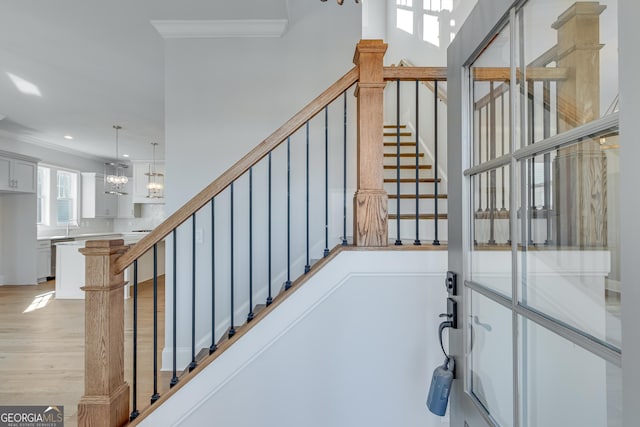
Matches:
[[320, 0, 360, 4], [146, 142, 164, 198], [104, 125, 129, 195]]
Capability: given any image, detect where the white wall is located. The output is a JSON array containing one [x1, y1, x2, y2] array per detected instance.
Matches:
[[163, 1, 362, 369], [0, 193, 37, 284], [385, 0, 477, 67], [141, 250, 449, 427]]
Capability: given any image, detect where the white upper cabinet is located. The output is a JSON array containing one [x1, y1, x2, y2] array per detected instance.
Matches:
[[0, 152, 37, 193], [81, 173, 117, 218], [132, 160, 165, 204], [116, 180, 141, 219]]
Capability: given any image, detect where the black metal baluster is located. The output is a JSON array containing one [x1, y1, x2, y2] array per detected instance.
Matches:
[[151, 244, 160, 404], [189, 215, 197, 372], [527, 87, 534, 245], [267, 153, 273, 305], [342, 92, 348, 246], [395, 79, 402, 246], [285, 138, 292, 289], [433, 80, 441, 246], [229, 183, 236, 338], [501, 93, 506, 212], [305, 121, 311, 274], [129, 260, 139, 421], [489, 82, 496, 245], [170, 230, 178, 387], [210, 199, 217, 353], [324, 106, 329, 257], [414, 80, 421, 246], [477, 108, 483, 215], [248, 168, 255, 321], [485, 105, 490, 213], [543, 80, 552, 245]]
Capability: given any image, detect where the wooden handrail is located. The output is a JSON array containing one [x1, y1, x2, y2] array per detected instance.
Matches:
[[383, 66, 447, 81], [114, 66, 359, 273], [398, 59, 448, 104]]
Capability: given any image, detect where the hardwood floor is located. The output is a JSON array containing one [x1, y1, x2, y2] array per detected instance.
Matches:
[[0, 278, 166, 427]]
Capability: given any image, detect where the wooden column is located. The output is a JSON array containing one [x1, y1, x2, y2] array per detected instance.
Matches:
[[353, 39, 388, 246], [552, 2, 607, 248], [78, 240, 130, 427]]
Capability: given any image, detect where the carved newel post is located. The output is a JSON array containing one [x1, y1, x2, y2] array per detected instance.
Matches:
[[353, 39, 389, 246], [78, 240, 130, 427]]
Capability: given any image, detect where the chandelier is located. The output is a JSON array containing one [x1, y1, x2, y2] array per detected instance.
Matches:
[[104, 125, 129, 195], [145, 142, 164, 198], [320, 0, 360, 4]]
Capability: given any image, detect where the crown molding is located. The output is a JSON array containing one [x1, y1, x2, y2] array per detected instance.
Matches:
[[151, 19, 289, 39], [0, 129, 111, 163]]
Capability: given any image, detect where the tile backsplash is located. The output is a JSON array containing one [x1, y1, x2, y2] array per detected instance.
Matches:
[[113, 204, 165, 232], [37, 205, 166, 238]]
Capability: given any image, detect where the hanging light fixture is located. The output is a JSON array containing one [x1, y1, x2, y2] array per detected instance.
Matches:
[[104, 125, 129, 195], [146, 142, 164, 198]]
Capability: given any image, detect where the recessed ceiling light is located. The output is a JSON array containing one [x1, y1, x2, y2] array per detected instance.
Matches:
[[64, 135, 73, 140], [122, 154, 130, 158]]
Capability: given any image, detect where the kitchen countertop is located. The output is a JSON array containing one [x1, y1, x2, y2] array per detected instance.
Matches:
[[38, 232, 148, 241]]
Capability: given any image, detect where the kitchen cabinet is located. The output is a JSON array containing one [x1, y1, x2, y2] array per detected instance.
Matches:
[[116, 181, 141, 219], [0, 152, 37, 193], [81, 172, 117, 218], [37, 240, 51, 283], [132, 160, 165, 204]]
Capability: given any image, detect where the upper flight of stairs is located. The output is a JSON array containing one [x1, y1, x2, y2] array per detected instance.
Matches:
[[383, 125, 448, 243]]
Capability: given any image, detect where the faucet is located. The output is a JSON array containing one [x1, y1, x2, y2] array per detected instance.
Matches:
[[66, 219, 78, 237]]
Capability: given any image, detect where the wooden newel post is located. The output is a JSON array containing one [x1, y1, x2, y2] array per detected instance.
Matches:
[[78, 240, 130, 427], [552, 2, 607, 248], [353, 39, 389, 246]]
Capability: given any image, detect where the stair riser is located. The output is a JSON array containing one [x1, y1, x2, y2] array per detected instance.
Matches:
[[384, 182, 447, 193], [387, 198, 449, 213], [388, 219, 449, 242]]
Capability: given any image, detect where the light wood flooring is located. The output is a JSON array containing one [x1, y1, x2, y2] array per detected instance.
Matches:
[[0, 278, 167, 427]]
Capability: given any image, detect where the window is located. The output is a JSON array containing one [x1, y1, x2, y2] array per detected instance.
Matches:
[[56, 170, 78, 225], [396, 0, 414, 35], [37, 164, 80, 229], [37, 166, 50, 225]]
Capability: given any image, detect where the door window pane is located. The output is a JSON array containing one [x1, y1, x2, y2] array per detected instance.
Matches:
[[470, 166, 512, 297], [519, 316, 622, 427], [519, 0, 618, 144], [471, 23, 512, 165], [470, 291, 513, 426], [518, 130, 621, 349]]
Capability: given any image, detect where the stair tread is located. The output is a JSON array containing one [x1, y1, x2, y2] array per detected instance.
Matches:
[[384, 178, 441, 183], [384, 142, 416, 147], [388, 194, 448, 199], [389, 213, 449, 220], [384, 153, 424, 158], [384, 124, 407, 129], [384, 164, 432, 170], [384, 132, 412, 137]]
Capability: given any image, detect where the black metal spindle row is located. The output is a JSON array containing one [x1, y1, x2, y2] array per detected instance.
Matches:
[[127, 86, 357, 413], [389, 79, 445, 245]]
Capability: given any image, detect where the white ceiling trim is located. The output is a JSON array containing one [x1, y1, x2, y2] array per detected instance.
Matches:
[[151, 19, 289, 39]]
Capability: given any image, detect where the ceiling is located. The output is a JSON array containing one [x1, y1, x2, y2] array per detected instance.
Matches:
[[0, 0, 288, 162]]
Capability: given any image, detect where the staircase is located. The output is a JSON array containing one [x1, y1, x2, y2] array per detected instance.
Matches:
[[77, 40, 448, 427], [383, 125, 448, 245]]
